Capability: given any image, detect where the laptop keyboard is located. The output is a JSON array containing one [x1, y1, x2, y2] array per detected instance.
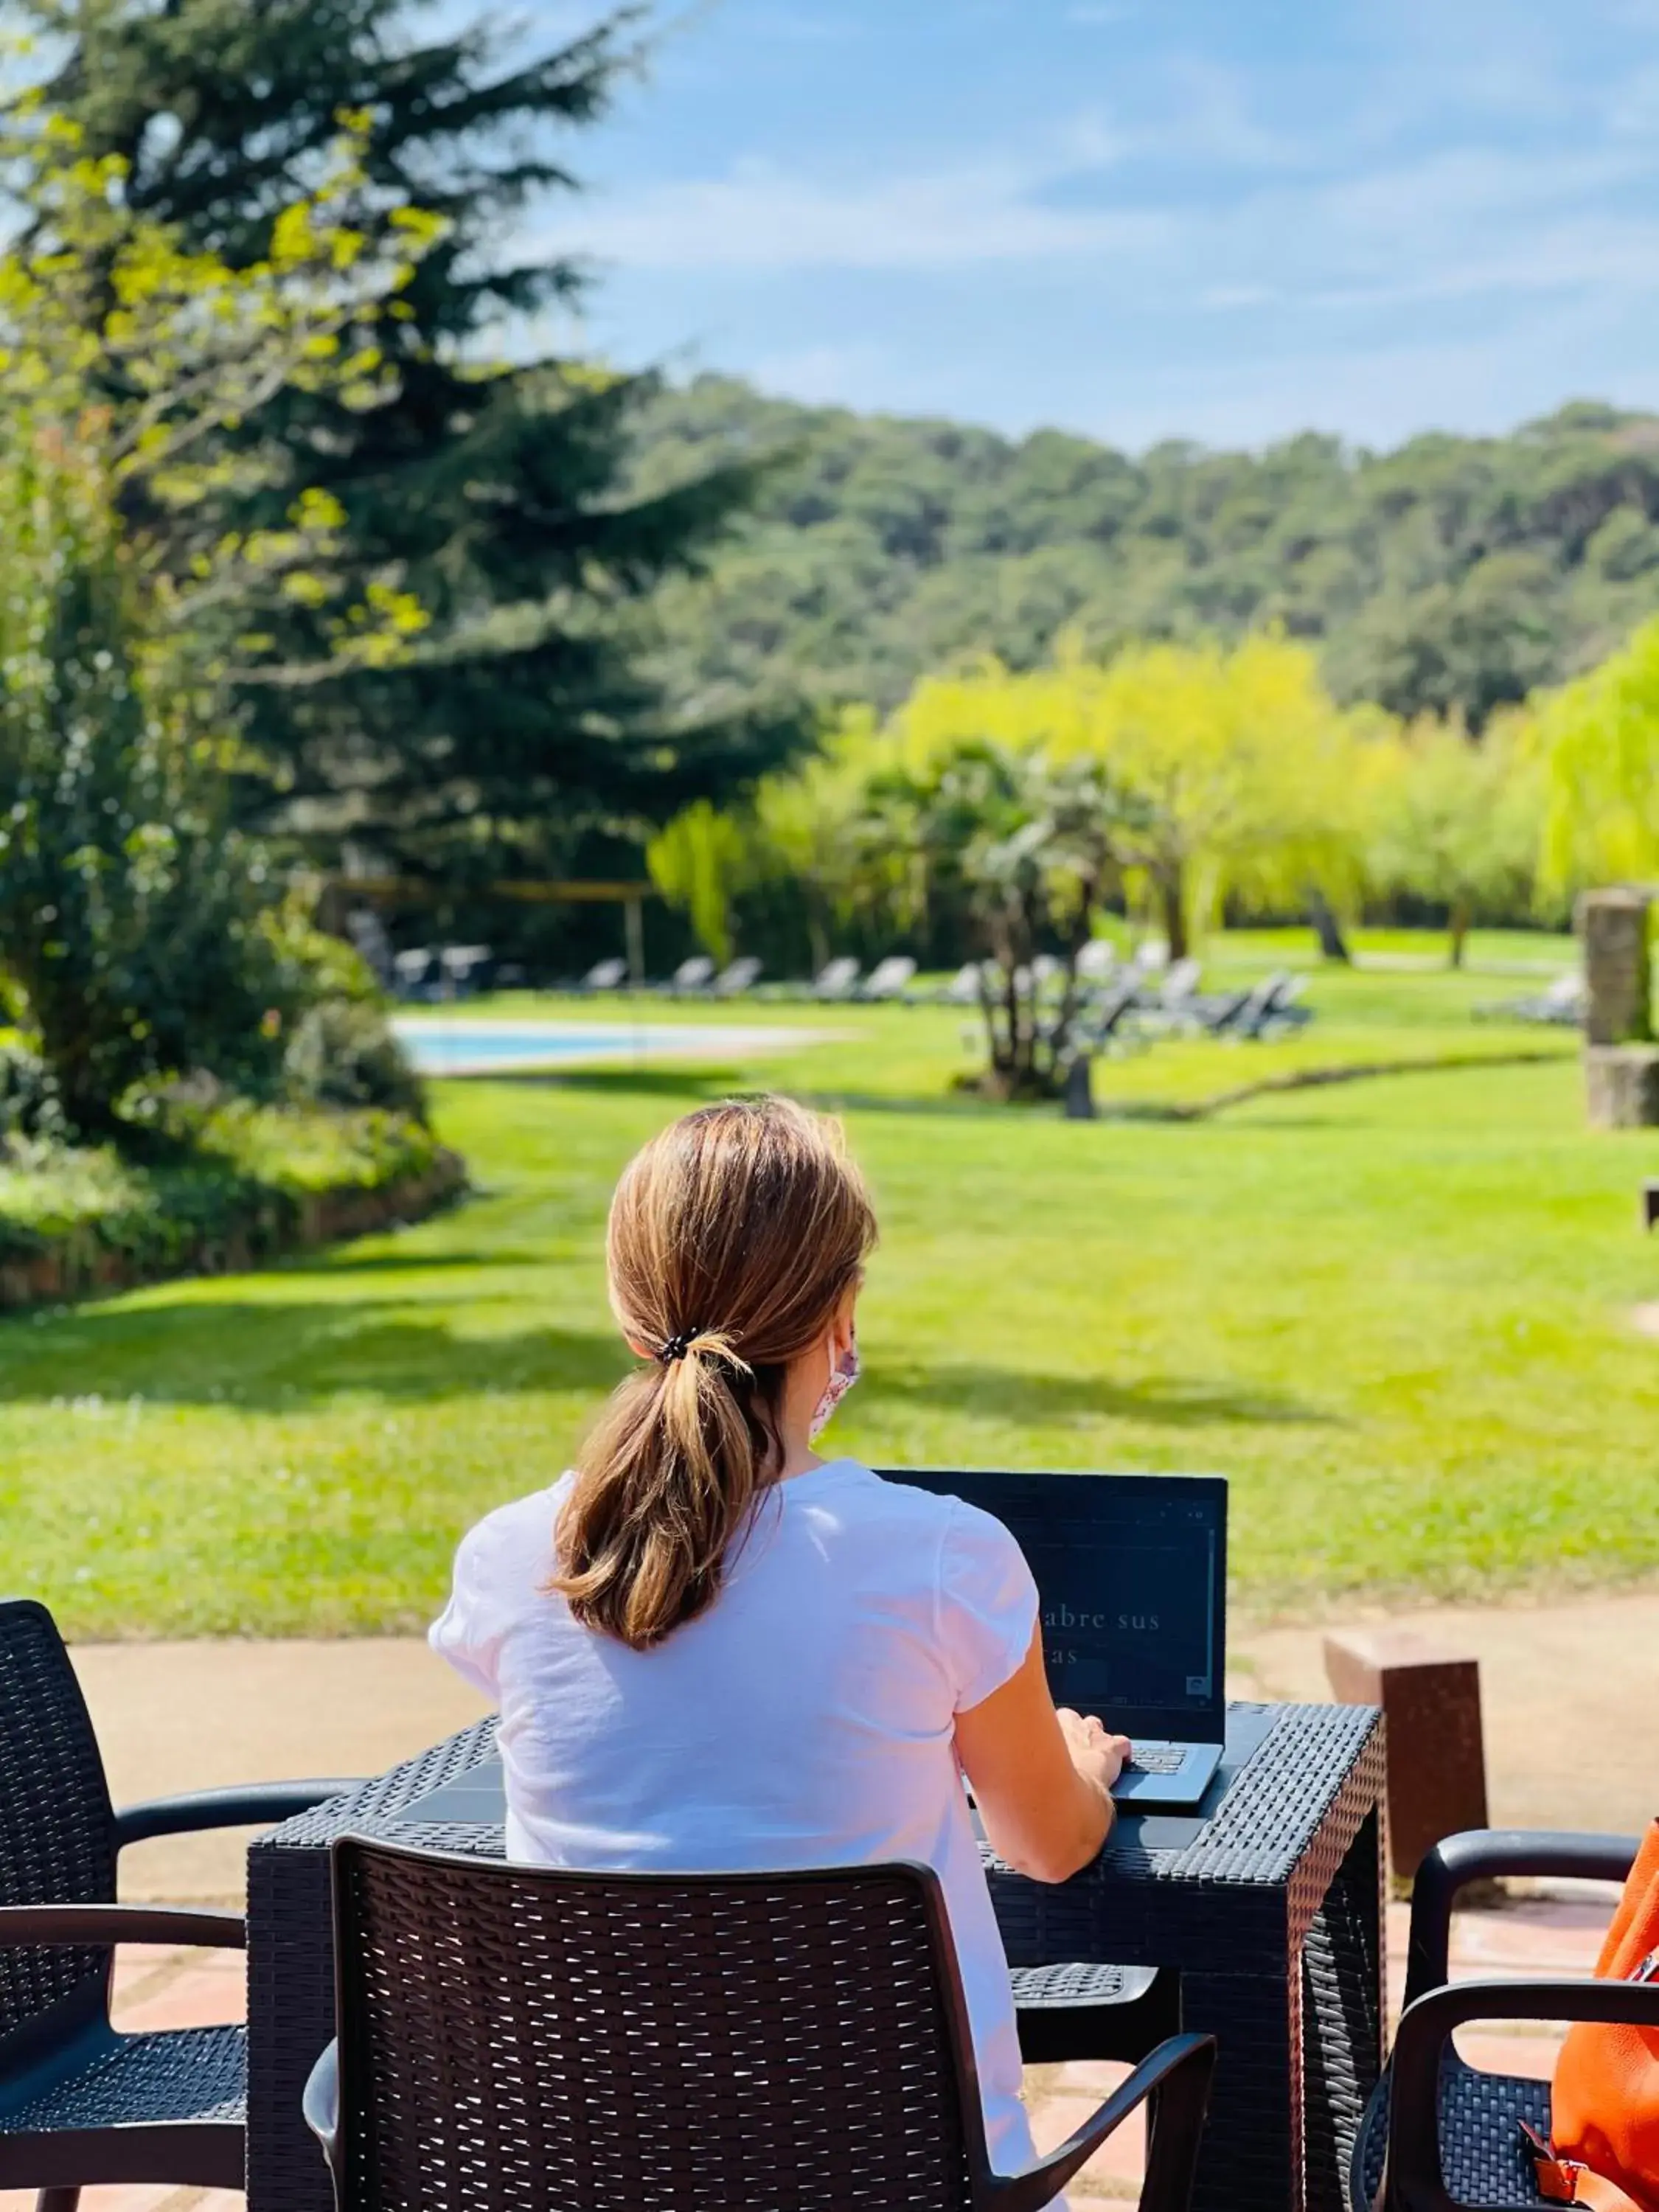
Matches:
[[1124, 1747, 1186, 1775]]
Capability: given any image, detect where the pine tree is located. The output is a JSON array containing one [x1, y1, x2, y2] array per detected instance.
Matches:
[[26, 0, 802, 892]]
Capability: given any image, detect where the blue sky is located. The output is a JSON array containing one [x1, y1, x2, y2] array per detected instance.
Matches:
[[477, 0, 1659, 453]]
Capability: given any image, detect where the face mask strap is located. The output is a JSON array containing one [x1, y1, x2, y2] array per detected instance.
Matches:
[[808, 1324, 860, 1443]]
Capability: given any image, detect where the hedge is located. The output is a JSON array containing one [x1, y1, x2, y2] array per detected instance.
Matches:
[[0, 1102, 464, 1307]]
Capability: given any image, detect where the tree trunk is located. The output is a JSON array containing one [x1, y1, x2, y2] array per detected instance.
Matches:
[[807, 913, 830, 978], [1155, 869, 1189, 961], [1448, 899, 1470, 970], [1308, 888, 1352, 964]]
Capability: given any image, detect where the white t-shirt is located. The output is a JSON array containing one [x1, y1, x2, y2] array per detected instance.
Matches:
[[431, 1456, 1043, 2180]]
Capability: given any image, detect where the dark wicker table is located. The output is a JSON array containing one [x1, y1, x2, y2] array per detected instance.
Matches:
[[246, 1698, 1384, 2212]]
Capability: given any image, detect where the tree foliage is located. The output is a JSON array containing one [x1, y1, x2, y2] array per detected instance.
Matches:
[[1366, 715, 1545, 966], [0, 105, 430, 1134], [27, 1, 807, 887], [0, 465, 335, 1136], [1537, 613, 1659, 892], [646, 801, 748, 965], [888, 634, 1366, 957], [867, 743, 1141, 1096], [636, 379, 1659, 733]]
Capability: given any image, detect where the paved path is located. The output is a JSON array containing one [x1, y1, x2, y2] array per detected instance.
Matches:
[[13, 1586, 1644, 2210], [1231, 1585, 1659, 1839]]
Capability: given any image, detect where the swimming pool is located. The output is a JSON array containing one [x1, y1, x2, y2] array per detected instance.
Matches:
[[393, 1017, 827, 1077]]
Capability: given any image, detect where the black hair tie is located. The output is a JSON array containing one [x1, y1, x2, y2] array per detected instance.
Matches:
[[655, 1329, 700, 1365]]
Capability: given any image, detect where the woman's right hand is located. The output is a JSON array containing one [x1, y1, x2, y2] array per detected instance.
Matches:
[[1056, 1707, 1133, 1795], [956, 1638, 1127, 1883]]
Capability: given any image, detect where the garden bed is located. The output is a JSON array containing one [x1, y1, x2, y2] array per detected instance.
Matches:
[[0, 1103, 465, 1308]]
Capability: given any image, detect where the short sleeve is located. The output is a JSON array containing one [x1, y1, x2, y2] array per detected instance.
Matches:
[[428, 1517, 507, 1699], [936, 1498, 1040, 1712]]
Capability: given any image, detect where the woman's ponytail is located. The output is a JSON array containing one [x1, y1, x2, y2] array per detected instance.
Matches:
[[551, 1099, 875, 1650]]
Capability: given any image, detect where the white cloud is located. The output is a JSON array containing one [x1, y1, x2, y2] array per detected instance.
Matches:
[[545, 153, 1175, 271]]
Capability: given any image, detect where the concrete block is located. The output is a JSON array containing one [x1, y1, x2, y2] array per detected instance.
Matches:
[[1579, 888, 1653, 1046], [1325, 1627, 1488, 1882], [1586, 1044, 1659, 1128]]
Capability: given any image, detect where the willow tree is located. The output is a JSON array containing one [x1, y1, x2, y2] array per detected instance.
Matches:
[[892, 633, 1368, 959], [646, 803, 748, 965], [1366, 714, 1543, 966], [1536, 614, 1659, 893]]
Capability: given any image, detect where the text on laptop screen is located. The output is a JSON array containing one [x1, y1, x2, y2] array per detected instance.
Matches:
[[885, 1470, 1226, 1730]]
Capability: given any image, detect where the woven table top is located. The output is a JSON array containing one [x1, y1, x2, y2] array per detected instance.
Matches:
[[254, 1699, 1380, 1895]]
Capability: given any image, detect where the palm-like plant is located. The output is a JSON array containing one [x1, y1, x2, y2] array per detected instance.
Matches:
[[872, 742, 1146, 1098]]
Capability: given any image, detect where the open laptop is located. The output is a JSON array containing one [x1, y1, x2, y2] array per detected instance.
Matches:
[[886, 1469, 1228, 1810]]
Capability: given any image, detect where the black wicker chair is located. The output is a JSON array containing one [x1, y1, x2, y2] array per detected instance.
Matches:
[[305, 1834, 1217, 2212], [0, 1595, 364, 2210], [1351, 1826, 1658, 2212]]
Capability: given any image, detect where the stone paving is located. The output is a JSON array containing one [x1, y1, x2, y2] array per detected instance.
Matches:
[[0, 1889, 1608, 2211]]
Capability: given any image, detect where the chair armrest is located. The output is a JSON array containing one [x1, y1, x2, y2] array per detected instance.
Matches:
[[1388, 1976, 1659, 2212], [115, 1778, 367, 1850], [1404, 1830, 1638, 2007], [986, 2032, 1216, 2212], [0, 1902, 245, 1950], [303, 2038, 341, 2176]]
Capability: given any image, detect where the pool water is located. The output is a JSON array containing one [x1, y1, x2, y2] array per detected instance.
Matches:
[[392, 1017, 818, 1077]]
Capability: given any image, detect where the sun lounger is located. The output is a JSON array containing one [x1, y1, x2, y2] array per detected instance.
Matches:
[[813, 956, 862, 1001], [1135, 957, 1205, 1026], [439, 945, 492, 996], [664, 954, 716, 996], [1211, 972, 1312, 1040], [861, 955, 918, 1001], [577, 956, 628, 993], [1074, 974, 1144, 1048], [1472, 971, 1585, 1025], [714, 956, 762, 998], [392, 947, 434, 1001], [933, 962, 987, 1006]]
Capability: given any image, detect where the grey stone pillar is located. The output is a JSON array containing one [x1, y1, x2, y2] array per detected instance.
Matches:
[[1579, 887, 1652, 1046], [1580, 887, 1659, 1126]]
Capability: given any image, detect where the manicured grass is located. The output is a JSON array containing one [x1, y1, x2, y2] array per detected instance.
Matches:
[[1, 928, 1651, 1640]]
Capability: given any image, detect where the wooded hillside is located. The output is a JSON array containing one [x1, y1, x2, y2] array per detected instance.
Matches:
[[634, 378, 1659, 728]]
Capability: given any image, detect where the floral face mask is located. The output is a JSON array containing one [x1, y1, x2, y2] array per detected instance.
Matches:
[[810, 1328, 860, 1443]]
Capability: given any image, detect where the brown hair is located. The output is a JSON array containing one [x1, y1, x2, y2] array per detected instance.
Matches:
[[552, 1095, 877, 1650]]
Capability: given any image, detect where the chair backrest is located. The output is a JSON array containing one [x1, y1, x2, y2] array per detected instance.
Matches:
[[0, 1599, 118, 2056], [814, 955, 860, 995], [328, 1838, 991, 2212], [865, 954, 917, 996], [1163, 958, 1202, 1001]]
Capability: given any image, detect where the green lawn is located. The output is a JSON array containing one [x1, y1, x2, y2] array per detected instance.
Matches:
[[4, 927, 1655, 1639]]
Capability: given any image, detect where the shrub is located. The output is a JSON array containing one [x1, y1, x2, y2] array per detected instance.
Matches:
[[282, 998, 424, 1118]]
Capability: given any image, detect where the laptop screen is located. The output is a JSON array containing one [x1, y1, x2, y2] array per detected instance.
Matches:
[[879, 1470, 1228, 1745]]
